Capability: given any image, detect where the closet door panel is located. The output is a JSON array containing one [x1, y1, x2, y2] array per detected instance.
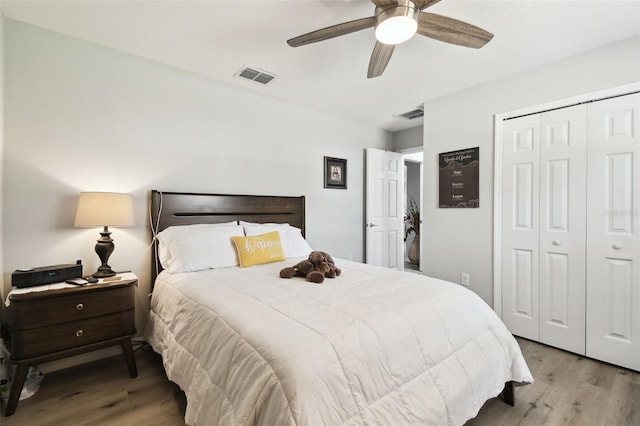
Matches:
[[539, 105, 587, 355], [586, 93, 640, 371], [501, 115, 540, 340]]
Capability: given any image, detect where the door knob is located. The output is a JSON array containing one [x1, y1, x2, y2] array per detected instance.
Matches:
[[613, 243, 623, 250], [367, 223, 379, 228], [552, 240, 561, 246]]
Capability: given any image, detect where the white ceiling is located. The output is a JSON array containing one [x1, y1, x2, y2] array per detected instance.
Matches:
[[2, 0, 639, 132]]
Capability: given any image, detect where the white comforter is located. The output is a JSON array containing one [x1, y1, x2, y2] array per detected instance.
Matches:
[[146, 259, 532, 426]]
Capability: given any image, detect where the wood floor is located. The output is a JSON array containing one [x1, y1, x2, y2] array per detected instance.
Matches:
[[2, 338, 638, 425], [467, 338, 639, 426]]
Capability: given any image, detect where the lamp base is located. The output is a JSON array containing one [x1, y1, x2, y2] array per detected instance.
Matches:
[[91, 266, 116, 278], [92, 226, 117, 278]]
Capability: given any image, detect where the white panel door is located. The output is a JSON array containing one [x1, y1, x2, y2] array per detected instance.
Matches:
[[365, 148, 404, 269], [538, 105, 587, 354], [586, 93, 640, 371], [501, 114, 541, 340]]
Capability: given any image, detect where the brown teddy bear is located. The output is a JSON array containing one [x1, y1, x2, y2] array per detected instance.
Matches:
[[279, 251, 341, 284]]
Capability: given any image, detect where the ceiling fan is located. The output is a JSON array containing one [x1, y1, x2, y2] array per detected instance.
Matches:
[[287, 0, 493, 78]]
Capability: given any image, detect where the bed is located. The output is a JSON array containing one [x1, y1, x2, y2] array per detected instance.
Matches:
[[145, 190, 532, 425]]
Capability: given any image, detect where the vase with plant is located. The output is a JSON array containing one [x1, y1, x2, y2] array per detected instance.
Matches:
[[404, 198, 420, 265]]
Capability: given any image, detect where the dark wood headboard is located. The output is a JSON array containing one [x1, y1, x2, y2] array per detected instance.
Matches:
[[150, 190, 306, 283]]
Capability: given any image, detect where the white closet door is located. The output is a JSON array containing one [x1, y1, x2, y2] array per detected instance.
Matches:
[[538, 105, 587, 354], [501, 114, 540, 340], [586, 93, 640, 371]]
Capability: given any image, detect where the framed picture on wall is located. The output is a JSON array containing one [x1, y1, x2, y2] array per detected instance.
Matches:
[[324, 156, 347, 189]]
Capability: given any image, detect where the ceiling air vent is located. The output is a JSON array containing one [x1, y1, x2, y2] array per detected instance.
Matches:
[[395, 105, 424, 120], [235, 66, 277, 85]]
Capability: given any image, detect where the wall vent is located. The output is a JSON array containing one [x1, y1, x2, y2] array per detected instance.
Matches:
[[235, 66, 277, 85], [395, 105, 424, 120]]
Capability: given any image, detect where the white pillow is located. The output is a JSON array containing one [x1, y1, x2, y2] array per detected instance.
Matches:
[[243, 223, 312, 258], [157, 223, 244, 273]]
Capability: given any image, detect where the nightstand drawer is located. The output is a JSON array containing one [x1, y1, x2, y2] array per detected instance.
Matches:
[[11, 309, 136, 359], [10, 284, 135, 330]]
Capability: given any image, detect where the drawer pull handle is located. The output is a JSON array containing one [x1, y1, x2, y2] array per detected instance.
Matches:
[[76, 303, 84, 311], [613, 243, 623, 250], [75, 329, 84, 337]]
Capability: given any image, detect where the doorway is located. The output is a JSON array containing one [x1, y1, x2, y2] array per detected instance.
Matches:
[[364, 148, 423, 272], [404, 151, 423, 273]]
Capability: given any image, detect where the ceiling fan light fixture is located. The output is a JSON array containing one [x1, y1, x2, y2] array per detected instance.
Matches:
[[375, 0, 418, 45]]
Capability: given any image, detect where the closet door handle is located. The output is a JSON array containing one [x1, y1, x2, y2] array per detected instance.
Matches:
[[612, 243, 623, 250], [367, 223, 379, 228], [552, 240, 561, 246]]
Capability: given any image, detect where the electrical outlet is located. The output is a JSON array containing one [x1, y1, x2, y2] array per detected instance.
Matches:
[[461, 273, 470, 287]]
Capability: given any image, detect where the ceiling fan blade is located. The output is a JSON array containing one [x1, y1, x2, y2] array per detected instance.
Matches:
[[367, 42, 395, 78], [371, 0, 398, 7], [417, 12, 494, 48], [287, 17, 376, 47], [413, 0, 442, 10]]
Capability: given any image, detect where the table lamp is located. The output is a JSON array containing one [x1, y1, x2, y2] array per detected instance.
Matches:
[[75, 192, 135, 277]]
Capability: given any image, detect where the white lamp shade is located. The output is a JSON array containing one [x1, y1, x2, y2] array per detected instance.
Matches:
[[75, 192, 135, 227]]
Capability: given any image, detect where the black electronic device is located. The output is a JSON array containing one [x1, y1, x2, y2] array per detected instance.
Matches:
[[12, 261, 83, 288]]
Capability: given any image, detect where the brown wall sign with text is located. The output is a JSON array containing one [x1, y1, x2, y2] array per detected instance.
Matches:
[[439, 147, 479, 208]]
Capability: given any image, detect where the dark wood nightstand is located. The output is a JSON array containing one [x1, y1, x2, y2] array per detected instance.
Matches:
[[3, 276, 138, 416]]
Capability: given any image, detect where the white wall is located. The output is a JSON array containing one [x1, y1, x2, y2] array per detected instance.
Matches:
[[2, 19, 392, 341], [393, 125, 423, 152], [422, 36, 640, 306]]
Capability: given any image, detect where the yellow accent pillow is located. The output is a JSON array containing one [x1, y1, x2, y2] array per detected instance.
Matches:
[[232, 231, 286, 267]]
